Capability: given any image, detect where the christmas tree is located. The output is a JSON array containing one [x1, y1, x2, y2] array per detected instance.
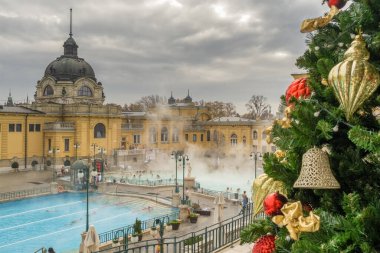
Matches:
[[241, 0, 380, 252]]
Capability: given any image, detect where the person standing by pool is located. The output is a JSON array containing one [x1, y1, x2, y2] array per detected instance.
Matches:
[[240, 191, 248, 214]]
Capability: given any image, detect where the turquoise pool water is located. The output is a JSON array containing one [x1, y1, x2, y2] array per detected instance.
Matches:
[[0, 192, 176, 253]]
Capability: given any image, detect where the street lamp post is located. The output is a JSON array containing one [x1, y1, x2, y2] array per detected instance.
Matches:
[[98, 147, 106, 181], [171, 151, 181, 193], [73, 160, 90, 232], [154, 218, 167, 253], [249, 151, 262, 179], [179, 155, 189, 203], [85, 164, 89, 232], [48, 147, 60, 182]]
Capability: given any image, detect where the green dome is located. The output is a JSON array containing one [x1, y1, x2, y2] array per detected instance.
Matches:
[[44, 36, 97, 82], [71, 159, 88, 171]]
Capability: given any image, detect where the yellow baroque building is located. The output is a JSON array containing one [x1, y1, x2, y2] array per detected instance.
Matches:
[[0, 29, 275, 171]]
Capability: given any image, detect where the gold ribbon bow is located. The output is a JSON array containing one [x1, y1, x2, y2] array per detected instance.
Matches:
[[272, 201, 320, 240], [300, 6, 339, 33]]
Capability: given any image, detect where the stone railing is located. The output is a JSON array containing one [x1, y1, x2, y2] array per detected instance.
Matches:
[[44, 122, 75, 131]]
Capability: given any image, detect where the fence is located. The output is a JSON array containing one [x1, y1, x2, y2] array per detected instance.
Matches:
[[123, 178, 183, 187], [0, 186, 52, 202], [195, 187, 242, 202], [98, 211, 180, 243], [95, 203, 261, 253]]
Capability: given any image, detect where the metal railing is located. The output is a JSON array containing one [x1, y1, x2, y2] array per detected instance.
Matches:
[[33, 247, 47, 253], [194, 187, 243, 201], [98, 211, 180, 243], [95, 203, 261, 253], [0, 186, 52, 202], [125, 178, 183, 187]]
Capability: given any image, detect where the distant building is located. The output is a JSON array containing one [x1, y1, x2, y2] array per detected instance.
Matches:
[[0, 16, 274, 171]]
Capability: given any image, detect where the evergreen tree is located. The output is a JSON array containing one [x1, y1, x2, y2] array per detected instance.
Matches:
[[242, 1, 380, 251]]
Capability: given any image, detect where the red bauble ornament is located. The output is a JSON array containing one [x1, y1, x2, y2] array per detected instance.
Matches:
[[285, 78, 311, 105], [328, 0, 347, 9], [252, 235, 276, 253], [263, 192, 288, 216]]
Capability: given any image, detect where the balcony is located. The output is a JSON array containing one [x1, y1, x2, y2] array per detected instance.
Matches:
[[44, 122, 75, 132], [121, 123, 144, 131]]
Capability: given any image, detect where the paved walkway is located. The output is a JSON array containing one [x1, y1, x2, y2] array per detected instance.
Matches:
[[217, 241, 252, 253], [0, 169, 52, 193]]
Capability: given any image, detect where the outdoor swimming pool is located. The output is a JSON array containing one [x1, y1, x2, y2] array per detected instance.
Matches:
[[0, 192, 176, 253]]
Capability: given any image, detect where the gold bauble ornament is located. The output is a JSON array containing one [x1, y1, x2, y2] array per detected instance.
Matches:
[[328, 34, 380, 121], [293, 147, 340, 189], [265, 126, 273, 144], [274, 150, 286, 159]]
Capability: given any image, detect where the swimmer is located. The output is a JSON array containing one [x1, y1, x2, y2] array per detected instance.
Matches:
[[142, 206, 153, 211], [69, 217, 82, 225]]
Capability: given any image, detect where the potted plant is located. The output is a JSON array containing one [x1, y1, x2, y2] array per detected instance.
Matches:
[[189, 212, 199, 224], [112, 235, 120, 247], [150, 225, 158, 237], [131, 233, 139, 243], [170, 220, 181, 230], [165, 222, 172, 232], [133, 218, 143, 241]]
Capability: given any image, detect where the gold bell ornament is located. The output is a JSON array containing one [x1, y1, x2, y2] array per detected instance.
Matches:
[[293, 147, 340, 189], [328, 33, 380, 121]]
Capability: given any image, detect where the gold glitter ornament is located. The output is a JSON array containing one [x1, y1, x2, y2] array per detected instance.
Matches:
[[293, 147, 340, 189], [328, 34, 380, 121]]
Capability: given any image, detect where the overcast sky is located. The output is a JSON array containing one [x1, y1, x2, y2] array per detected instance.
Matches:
[[0, 0, 327, 114]]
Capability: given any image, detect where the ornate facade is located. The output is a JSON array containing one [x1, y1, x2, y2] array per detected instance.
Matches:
[[0, 26, 275, 171]]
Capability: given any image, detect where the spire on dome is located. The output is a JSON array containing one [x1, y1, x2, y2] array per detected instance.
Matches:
[[6, 90, 14, 106], [168, 91, 176, 104], [184, 89, 192, 103], [69, 8, 73, 37], [63, 8, 78, 57]]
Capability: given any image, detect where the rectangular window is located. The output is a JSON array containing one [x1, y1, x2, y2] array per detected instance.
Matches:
[[185, 134, 188, 142], [9, 124, 15, 132], [35, 124, 41, 132], [192, 134, 197, 142], [64, 139, 70, 152], [29, 124, 35, 132], [121, 137, 127, 149], [48, 139, 52, 151], [134, 134, 141, 144], [200, 134, 204, 142], [16, 124, 22, 132]]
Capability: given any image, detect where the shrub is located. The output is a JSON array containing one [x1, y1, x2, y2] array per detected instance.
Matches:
[[11, 162, 19, 169], [184, 235, 203, 246], [133, 218, 142, 235]]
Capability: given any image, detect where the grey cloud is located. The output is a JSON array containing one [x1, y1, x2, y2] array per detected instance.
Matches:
[[0, 0, 326, 112]]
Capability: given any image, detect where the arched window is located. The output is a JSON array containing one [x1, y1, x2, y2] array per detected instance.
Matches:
[[230, 134, 238, 146], [78, 86, 93, 96], [206, 130, 211, 141], [94, 123, 106, 138], [161, 127, 168, 142], [43, 85, 54, 96], [253, 130, 258, 140], [149, 127, 157, 143], [172, 127, 179, 142], [243, 136, 246, 145]]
